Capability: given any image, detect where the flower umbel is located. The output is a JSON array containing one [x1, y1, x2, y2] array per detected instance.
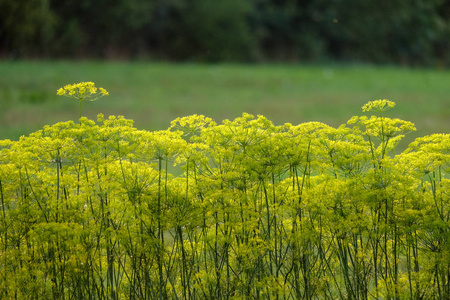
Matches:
[[57, 81, 109, 101], [362, 99, 395, 113], [57, 82, 109, 119]]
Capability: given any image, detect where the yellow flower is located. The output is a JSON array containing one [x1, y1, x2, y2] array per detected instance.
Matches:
[[57, 81, 109, 119], [56, 81, 108, 102], [99, 88, 109, 96], [362, 99, 396, 113], [56, 88, 65, 96]]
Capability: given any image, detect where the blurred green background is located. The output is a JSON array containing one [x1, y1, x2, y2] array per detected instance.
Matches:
[[0, 0, 449, 147], [2, 0, 450, 64]]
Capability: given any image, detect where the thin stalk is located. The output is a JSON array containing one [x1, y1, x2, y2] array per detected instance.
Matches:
[[180, 158, 191, 299], [157, 157, 165, 299], [262, 180, 273, 276], [55, 150, 61, 223], [23, 167, 49, 222], [271, 170, 281, 300], [0, 179, 7, 299], [177, 225, 188, 300], [407, 239, 413, 299]]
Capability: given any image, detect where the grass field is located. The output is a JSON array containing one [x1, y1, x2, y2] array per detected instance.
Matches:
[[0, 60, 449, 149]]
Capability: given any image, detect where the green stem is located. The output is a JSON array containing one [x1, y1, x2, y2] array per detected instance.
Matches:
[[0, 179, 7, 300]]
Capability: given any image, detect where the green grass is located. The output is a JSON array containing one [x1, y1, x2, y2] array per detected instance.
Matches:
[[0, 60, 449, 149]]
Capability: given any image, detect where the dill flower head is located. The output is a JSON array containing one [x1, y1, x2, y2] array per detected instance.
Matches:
[[56, 82, 109, 101], [362, 99, 395, 113], [57, 81, 109, 120]]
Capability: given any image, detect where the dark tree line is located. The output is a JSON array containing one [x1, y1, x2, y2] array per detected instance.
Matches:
[[1, 0, 450, 66]]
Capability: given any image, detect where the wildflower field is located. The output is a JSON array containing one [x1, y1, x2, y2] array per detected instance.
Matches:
[[0, 84, 449, 299]]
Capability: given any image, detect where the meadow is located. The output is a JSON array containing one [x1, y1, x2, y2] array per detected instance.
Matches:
[[0, 61, 449, 149]]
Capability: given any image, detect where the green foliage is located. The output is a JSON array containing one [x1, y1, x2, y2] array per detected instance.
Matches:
[[0, 0, 56, 57], [163, 0, 254, 61], [0, 100, 449, 299], [329, 0, 445, 65], [2, 0, 450, 64]]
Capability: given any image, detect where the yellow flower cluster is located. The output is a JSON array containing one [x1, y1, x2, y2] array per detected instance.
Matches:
[[57, 81, 109, 101], [362, 99, 395, 112]]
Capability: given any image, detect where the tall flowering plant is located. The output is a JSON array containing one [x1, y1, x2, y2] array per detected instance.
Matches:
[[57, 81, 109, 120]]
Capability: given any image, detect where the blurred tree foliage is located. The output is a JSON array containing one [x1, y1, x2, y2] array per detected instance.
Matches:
[[1, 0, 449, 65]]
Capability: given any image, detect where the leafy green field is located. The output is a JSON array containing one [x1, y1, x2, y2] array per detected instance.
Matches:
[[0, 61, 449, 148]]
